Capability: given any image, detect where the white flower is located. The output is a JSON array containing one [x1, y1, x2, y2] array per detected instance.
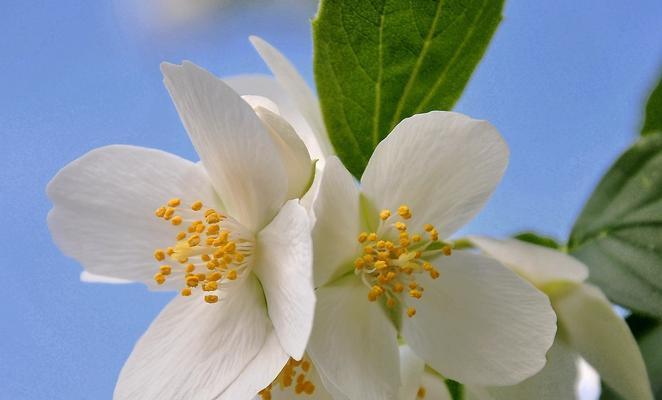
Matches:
[[467, 236, 654, 400], [47, 61, 316, 399], [308, 111, 558, 400]]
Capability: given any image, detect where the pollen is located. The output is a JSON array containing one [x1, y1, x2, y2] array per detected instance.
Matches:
[[417, 386, 427, 398], [152, 198, 254, 304], [352, 205, 452, 317], [259, 357, 316, 399]]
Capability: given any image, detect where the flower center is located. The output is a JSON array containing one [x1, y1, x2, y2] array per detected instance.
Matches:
[[152, 198, 253, 303], [258, 357, 316, 399], [353, 205, 452, 318]]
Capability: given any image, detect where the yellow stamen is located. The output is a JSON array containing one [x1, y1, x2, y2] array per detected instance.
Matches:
[[259, 357, 316, 398], [154, 249, 165, 261], [154, 273, 165, 285], [351, 205, 450, 317]]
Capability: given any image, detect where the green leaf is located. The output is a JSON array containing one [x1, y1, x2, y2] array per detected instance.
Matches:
[[642, 71, 662, 136], [445, 379, 464, 400], [312, 0, 505, 177], [600, 314, 662, 399], [513, 231, 561, 249], [568, 132, 662, 318]]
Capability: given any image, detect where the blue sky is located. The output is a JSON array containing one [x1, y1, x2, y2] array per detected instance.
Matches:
[[0, 0, 660, 398]]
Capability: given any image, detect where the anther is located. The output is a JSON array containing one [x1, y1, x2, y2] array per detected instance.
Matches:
[[154, 273, 166, 285], [154, 249, 165, 261], [397, 205, 412, 219], [407, 307, 417, 318], [204, 295, 219, 304]]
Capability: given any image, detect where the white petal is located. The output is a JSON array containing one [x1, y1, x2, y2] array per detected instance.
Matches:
[[243, 96, 314, 200], [161, 61, 287, 231], [220, 328, 289, 400], [254, 200, 315, 359], [469, 236, 588, 285], [469, 339, 579, 400], [225, 74, 327, 165], [242, 94, 281, 115], [47, 145, 218, 288], [114, 274, 271, 399], [312, 157, 362, 287], [361, 111, 509, 238], [401, 251, 557, 385], [249, 36, 334, 159], [301, 164, 323, 221], [419, 371, 452, 400], [308, 276, 400, 400], [80, 271, 131, 284], [314, 363, 352, 400], [554, 284, 654, 400], [398, 346, 425, 400]]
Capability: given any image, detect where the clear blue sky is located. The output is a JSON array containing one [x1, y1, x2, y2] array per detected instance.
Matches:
[[0, 0, 660, 398]]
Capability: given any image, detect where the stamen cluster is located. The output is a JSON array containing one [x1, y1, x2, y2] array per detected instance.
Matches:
[[258, 357, 316, 399], [354, 205, 452, 317], [153, 198, 252, 303]]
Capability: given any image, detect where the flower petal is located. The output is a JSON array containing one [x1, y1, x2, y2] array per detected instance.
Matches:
[[254, 200, 315, 360], [401, 251, 557, 385], [399, 346, 425, 400], [419, 371, 452, 400], [114, 274, 272, 400], [469, 236, 588, 285], [47, 145, 218, 288], [308, 276, 400, 400], [312, 156, 362, 287], [361, 111, 508, 238], [220, 328, 289, 400], [555, 284, 654, 400], [161, 61, 287, 231], [467, 339, 578, 400], [80, 271, 131, 284], [243, 95, 314, 200], [224, 74, 327, 165], [249, 36, 334, 158]]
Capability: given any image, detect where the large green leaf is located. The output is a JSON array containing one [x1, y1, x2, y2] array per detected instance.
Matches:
[[642, 71, 662, 136], [312, 0, 505, 177], [569, 133, 662, 318]]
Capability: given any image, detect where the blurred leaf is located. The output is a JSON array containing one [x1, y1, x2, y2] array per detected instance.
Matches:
[[312, 0, 504, 177], [600, 314, 662, 399], [642, 71, 662, 136], [446, 379, 464, 400], [569, 133, 662, 318], [513, 231, 561, 249]]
